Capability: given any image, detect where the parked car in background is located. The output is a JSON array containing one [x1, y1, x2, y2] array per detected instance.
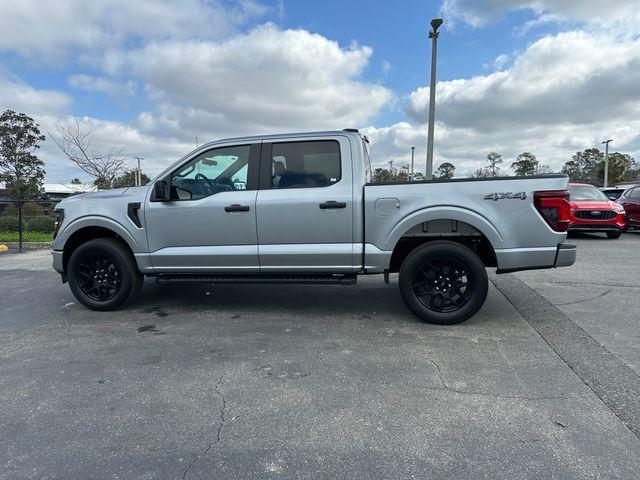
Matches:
[[568, 183, 626, 238], [616, 185, 640, 230], [601, 187, 625, 201]]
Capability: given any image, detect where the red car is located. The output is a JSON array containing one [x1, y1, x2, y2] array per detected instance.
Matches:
[[568, 183, 626, 239], [615, 185, 640, 230]]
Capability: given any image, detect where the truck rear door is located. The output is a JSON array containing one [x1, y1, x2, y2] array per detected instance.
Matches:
[[255, 135, 355, 272]]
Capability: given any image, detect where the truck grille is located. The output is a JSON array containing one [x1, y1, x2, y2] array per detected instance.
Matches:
[[574, 210, 616, 220]]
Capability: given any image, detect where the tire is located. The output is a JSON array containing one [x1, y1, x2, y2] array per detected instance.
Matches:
[[398, 241, 488, 325], [606, 231, 622, 239], [67, 238, 143, 311]]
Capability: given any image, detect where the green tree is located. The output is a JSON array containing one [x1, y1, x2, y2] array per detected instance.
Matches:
[[435, 162, 456, 179], [0, 110, 46, 201], [623, 156, 639, 182], [511, 152, 538, 176], [113, 169, 151, 188], [486, 152, 503, 176], [70, 178, 81, 184], [594, 152, 630, 186], [372, 167, 394, 183], [0, 110, 46, 250], [561, 148, 603, 184]]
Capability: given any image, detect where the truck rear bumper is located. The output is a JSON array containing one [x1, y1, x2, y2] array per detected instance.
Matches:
[[495, 242, 576, 273], [554, 242, 577, 268]]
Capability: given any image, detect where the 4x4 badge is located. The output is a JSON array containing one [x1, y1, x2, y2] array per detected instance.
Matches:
[[484, 192, 527, 201]]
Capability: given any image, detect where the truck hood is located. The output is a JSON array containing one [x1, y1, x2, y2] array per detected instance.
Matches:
[[58, 186, 148, 206], [570, 200, 617, 210]]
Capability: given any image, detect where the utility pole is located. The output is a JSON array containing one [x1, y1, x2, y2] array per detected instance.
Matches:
[[426, 18, 443, 180], [133, 156, 143, 186], [602, 139, 612, 187], [410, 147, 415, 180]]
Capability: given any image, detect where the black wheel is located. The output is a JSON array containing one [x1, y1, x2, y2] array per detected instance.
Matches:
[[67, 238, 142, 311], [398, 241, 488, 325], [606, 231, 621, 239]]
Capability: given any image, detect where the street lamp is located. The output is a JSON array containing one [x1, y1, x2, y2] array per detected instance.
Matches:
[[426, 18, 443, 180], [410, 146, 415, 180], [601, 139, 612, 187]]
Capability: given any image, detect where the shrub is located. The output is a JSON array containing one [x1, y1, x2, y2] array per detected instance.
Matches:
[[3, 202, 45, 216], [27, 215, 55, 233], [0, 216, 19, 231]]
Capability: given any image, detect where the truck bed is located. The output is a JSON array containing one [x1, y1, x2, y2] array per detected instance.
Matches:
[[362, 174, 572, 273]]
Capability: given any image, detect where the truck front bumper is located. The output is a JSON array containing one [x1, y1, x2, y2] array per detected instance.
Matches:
[[52, 250, 64, 274]]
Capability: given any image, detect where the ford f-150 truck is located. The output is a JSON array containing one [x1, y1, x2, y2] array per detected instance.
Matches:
[[51, 130, 576, 324]]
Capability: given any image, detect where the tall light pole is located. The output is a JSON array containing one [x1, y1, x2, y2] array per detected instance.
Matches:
[[426, 18, 443, 180], [601, 139, 612, 187], [410, 146, 415, 180]]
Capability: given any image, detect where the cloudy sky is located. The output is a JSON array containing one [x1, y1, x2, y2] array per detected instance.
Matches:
[[1, 0, 639, 181]]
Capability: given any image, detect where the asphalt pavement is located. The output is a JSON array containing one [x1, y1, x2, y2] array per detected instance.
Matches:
[[1, 235, 639, 479]]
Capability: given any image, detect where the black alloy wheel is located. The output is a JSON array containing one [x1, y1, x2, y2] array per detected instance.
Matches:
[[399, 241, 488, 325], [413, 256, 473, 313], [67, 238, 143, 311], [76, 251, 122, 301]]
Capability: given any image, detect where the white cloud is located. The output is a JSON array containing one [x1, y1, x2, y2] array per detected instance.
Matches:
[[124, 24, 393, 139], [0, 75, 70, 117], [440, 0, 640, 30], [0, 0, 269, 57], [68, 75, 137, 96], [406, 31, 640, 130]]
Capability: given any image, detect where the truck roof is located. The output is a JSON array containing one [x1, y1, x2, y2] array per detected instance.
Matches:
[[209, 130, 364, 146]]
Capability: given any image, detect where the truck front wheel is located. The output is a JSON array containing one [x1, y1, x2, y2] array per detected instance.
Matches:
[[399, 241, 488, 325], [67, 238, 142, 311]]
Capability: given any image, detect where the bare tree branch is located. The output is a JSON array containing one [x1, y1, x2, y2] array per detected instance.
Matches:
[[52, 119, 126, 188]]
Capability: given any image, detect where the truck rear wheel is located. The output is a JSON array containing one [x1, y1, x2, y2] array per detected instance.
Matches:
[[398, 241, 488, 325], [67, 238, 142, 311]]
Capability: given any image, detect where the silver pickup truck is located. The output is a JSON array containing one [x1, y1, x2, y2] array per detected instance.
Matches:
[[52, 130, 576, 324]]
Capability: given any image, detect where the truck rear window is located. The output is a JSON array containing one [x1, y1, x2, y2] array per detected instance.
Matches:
[[271, 140, 341, 189]]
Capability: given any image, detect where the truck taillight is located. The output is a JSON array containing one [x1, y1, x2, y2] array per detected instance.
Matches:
[[533, 190, 570, 232]]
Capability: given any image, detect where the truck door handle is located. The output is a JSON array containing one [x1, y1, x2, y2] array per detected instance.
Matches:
[[319, 201, 347, 209], [224, 204, 250, 212]]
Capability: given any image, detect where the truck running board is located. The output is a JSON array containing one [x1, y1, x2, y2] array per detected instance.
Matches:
[[155, 273, 357, 286]]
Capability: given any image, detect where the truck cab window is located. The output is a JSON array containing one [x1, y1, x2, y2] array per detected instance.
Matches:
[[171, 145, 250, 200], [271, 140, 341, 189]]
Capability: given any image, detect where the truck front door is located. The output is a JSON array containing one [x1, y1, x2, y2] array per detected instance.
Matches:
[[145, 143, 260, 271], [256, 136, 355, 272]]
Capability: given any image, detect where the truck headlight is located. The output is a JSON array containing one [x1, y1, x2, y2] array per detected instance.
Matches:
[[53, 209, 64, 239]]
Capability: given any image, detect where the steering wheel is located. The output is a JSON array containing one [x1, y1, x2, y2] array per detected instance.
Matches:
[[195, 173, 214, 194]]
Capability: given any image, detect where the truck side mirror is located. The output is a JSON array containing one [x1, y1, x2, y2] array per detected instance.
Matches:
[[152, 180, 168, 201]]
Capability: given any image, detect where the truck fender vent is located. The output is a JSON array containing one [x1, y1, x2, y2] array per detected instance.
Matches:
[[127, 202, 142, 228]]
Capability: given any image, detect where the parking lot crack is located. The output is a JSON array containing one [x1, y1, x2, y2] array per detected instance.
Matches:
[[180, 375, 227, 480], [553, 288, 614, 306], [417, 354, 569, 401], [315, 349, 568, 401]]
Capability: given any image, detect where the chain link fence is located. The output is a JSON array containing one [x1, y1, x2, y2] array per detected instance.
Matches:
[[0, 200, 59, 253]]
